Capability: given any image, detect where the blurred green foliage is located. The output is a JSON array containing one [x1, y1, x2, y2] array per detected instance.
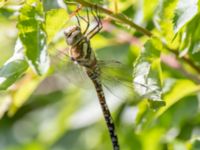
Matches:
[[1, 0, 200, 150]]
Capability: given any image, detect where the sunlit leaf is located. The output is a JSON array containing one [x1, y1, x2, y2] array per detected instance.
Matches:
[[135, 100, 155, 129], [0, 95, 11, 119], [17, 0, 50, 75], [154, 0, 179, 42], [173, 0, 198, 33], [0, 60, 28, 90], [141, 128, 165, 150], [199, 0, 200, 11], [0, 0, 7, 8], [143, 0, 159, 20], [179, 14, 200, 65], [45, 8, 68, 44], [133, 38, 165, 109], [0, 39, 28, 90], [98, 0, 132, 15], [7, 70, 44, 116], [156, 80, 200, 117]]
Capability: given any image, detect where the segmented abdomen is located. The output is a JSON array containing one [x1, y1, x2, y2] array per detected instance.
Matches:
[[70, 36, 120, 150], [86, 65, 120, 150]]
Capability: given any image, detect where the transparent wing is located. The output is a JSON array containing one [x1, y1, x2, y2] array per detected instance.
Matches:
[[46, 44, 92, 91], [99, 60, 132, 88], [98, 60, 135, 102], [98, 60, 160, 103], [47, 44, 161, 102]]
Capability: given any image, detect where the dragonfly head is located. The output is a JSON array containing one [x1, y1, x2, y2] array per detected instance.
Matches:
[[64, 26, 83, 46]]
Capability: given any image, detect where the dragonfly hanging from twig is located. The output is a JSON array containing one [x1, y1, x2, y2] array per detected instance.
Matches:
[[62, 5, 120, 150], [49, 3, 160, 149]]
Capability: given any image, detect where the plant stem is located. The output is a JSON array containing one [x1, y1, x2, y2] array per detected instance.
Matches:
[[161, 54, 200, 83], [163, 44, 200, 74], [73, 0, 153, 37]]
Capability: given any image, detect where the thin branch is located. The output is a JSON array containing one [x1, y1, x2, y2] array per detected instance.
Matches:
[[163, 44, 200, 74], [73, 0, 153, 37], [182, 56, 200, 74], [161, 54, 200, 84]]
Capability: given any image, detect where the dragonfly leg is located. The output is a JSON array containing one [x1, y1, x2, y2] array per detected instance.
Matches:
[[83, 8, 90, 35], [75, 14, 81, 30], [86, 5, 103, 39], [75, 8, 91, 35]]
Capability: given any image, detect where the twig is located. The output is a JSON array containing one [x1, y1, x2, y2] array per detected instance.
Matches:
[[161, 54, 200, 84], [182, 56, 200, 74], [163, 44, 200, 74], [73, 0, 153, 37]]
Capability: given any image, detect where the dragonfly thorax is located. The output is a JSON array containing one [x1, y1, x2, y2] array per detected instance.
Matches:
[[64, 26, 97, 68]]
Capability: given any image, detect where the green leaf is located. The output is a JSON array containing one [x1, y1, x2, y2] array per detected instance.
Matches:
[[154, 0, 179, 42], [45, 8, 69, 44], [17, 0, 50, 75], [179, 14, 200, 65], [173, 0, 198, 33], [199, 0, 200, 11], [155, 80, 200, 118], [133, 38, 165, 109], [0, 0, 6, 8], [0, 94, 11, 119], [143, 0, 159, 20], [186, 14, 200, 53], [7, 71, 44, 116], [0, 40, 28, 90], [191, 139, 200, 150]]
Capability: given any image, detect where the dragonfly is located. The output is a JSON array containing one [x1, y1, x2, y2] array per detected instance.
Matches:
[[62, 5, 120, 150], [49, 4, 160, 149]]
